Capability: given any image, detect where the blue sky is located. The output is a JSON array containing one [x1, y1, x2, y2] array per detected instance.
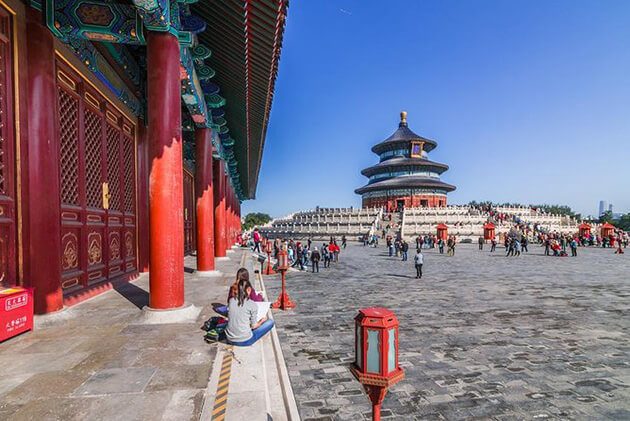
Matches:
[[243, 0, 630, 218]]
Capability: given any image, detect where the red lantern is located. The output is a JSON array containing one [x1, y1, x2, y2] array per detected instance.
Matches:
[[272, 248, 295, 310], [436, 223, 448, 241], [264, 238, 276, 275], [483, 222, 495, 240], [277, 248, 289, 271], [351, 307, 404, 421]]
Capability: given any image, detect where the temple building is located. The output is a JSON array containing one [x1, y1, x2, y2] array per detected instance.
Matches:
[[0, 0, 287, 314], [355, 111, 456, 210]]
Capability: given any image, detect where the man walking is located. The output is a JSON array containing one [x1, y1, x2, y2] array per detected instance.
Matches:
[[311, 247, 321, 273], [414, 249, 424, 279], [401, 240, 409, 261], [490, 238, 497, 252], [478, 236, 484, 250]]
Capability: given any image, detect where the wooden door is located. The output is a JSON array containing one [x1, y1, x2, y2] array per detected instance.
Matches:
[[0, 8, 17, 286], [56, 61, 137, 295], [183, 169, 195, 255]]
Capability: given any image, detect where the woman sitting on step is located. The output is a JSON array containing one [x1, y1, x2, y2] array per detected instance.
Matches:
[[226, 278, 274, 346], [214, 268, 263, 317]]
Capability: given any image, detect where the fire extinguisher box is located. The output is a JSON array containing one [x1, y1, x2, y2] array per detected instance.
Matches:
[[0, 287, 34, 342]]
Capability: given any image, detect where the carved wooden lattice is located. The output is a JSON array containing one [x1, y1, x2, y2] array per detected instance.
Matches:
[[106, 124, 121, 211], [84, 109, 103, 208], [122, 135, 134, 213], [58, 89, 80, 205]]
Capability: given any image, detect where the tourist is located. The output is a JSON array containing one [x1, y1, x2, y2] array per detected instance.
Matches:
[[215, 268, 263, 317], [292, 243, 304, 270], [490, 237, 497, 252], [252, 228, 261, 253], [226, 278, 274, 347], [331, 241, 340, 262], [322, 243, 331, 268], [478, 236, 484, 250], [521, 235, 529, 253], [570, 237, 578, 257], [387, 236, 394, 257], [447, 236, 456, 256], [438, 237, 445, 254], [401, 240, 409, 261], [310, 247, 321, 272], [341, 235, 347, 249], [414, 248, 424, 279]]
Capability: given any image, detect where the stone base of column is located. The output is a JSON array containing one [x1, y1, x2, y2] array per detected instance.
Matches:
[[34, 307, 77, 329], [196, 270, 223, 278], [139, 304, 201, 324], [231, 244, 239, 249], [226, 249, 235, 254], [216, 256, 230, 261]]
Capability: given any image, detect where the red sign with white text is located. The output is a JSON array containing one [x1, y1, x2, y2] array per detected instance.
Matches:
[[0, 287, 34, 342]]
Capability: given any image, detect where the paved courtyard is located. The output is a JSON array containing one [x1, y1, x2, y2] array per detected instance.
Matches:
[[267, 242, 630, 420]]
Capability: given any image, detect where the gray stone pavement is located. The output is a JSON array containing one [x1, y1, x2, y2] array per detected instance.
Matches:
[[266, 242, 630, 420], [0, 250, 243, 420]]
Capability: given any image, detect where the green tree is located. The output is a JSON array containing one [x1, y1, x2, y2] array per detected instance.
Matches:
[[599, 210, 614, 224], [243, 212, 272, 231], [613, 213, 630, 232]]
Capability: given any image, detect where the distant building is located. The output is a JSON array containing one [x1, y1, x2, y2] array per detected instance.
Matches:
[[355, 111, 456, 211], [599, 200, 608, 217], [609, 203, 614, 213]]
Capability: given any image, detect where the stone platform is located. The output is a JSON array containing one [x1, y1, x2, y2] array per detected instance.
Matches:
[[267, 242, 630, 420]]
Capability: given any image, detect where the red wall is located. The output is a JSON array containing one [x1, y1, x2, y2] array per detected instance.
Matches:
[[362, 194, 447, 210]]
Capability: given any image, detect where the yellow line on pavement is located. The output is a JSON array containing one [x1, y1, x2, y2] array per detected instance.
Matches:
[[211, 346, 234, 421]]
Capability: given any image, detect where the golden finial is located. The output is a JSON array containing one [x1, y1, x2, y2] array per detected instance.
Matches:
[[400, 111, 407, 124]]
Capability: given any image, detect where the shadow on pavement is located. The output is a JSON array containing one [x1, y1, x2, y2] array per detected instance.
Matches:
[[113, 282, 149, 309]]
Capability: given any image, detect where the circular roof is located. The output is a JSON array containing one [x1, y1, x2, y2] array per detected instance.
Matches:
[[361, 157, 449, 177], [371, 113, 438, 154], [354, 176, 457, 195]]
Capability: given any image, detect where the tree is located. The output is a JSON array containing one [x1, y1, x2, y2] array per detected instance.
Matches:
[[613, 213, 630, 232], [599, 210, 614, 224], [243, 212, 272, 231]]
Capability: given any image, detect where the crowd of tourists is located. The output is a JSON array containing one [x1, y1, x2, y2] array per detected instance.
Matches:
[[249, 228, 345, 273]]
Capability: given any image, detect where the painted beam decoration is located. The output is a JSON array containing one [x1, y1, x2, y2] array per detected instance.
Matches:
[[45, 0, 145, 44], [66, 38, 143, 116]]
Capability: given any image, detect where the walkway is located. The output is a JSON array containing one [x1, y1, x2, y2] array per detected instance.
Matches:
[[268, 242, 630, 420], [0, 248, 298, 420]]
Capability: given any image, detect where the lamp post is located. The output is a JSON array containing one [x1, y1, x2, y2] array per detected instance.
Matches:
[[271, 247, 296, 310], [265, 239, 276, 275], [350, 307, 404, 421]]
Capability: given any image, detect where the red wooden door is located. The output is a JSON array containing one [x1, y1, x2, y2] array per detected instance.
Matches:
[[183, 169, 195, 255], [56, 61, 137, 295], [0, 8, 17, 286]]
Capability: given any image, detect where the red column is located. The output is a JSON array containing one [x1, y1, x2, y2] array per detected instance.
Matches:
[[195, 128, 215, 272], [147, 32, 184, 309], [26, 9, 63, 314], [213, 159, 227, 257], [226, 182, 234, 246]]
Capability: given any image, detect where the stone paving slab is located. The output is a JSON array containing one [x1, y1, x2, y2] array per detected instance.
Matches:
[[267, 242, 630, 420], [0, 251, 244, 420]]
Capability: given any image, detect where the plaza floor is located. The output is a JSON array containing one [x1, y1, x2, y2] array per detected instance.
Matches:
[[266, 242, 630, 420]]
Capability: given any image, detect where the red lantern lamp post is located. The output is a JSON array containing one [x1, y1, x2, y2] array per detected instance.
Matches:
[[265, 240, 276, 275], [350, 307, 404, 421], [271, 248, 296, 310]]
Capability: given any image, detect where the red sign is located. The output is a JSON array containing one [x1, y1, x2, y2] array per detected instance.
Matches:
[[0, 287, 34, 342]]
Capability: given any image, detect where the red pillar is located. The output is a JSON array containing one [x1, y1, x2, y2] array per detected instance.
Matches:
[[195, 128, 215, 272], [213, 159, 227, 257], [227, 183, 234, 246], [25, 9, 63, 314], [147, 32, 184, 309]]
